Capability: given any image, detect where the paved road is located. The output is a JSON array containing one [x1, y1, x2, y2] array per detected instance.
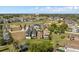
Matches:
[[65, 48, 79, 52]]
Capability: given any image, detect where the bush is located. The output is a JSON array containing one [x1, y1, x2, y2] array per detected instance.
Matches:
[[26, 39, 53, 52], [0, 37, 5, 46]]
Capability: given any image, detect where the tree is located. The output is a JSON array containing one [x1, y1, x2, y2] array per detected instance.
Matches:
[[0, 37, 5, 46], [48, 23, 57, 32], [3, 16, 9, 19], [48, 22, 68, 51], [60, 23, 68, 30], [48, 22, 68, 34], [26, 39, 53, 52], [51, 33, 66, 51]]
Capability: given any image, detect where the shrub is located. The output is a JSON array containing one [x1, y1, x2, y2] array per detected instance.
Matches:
[[26, 39, 53, 52], [0, 37, 5, 46]]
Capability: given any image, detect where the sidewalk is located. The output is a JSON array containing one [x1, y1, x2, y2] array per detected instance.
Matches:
[[65, 47, 79, 52]]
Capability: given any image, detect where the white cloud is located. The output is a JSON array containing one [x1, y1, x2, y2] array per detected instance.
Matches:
[[37, 7, 51, 11], [31, 6, 79, 14]]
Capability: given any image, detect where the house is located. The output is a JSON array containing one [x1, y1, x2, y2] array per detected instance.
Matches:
[[2, 25, 10, 42], [53, 17, 60, 21], [23, 18, 30, 22], [3, 29, 10, 43], [31, 28, 37, 39], [64, 19, 77, 28], [32, 24, 41, 29], [69, 26, 79, 33], [25, 24, 43, 39], [11, 17, 24, 22], [37, 30, 43, 39], [71, 26, 77, 33], [43, 24, 49, 29], [48, 16, 54, 21], [76, 26, 79, 33], [43, 28, 50, 39], [25, 25, 32, 39]]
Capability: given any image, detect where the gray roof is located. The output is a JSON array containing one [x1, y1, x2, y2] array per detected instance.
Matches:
[[3, 31, 10, 41]]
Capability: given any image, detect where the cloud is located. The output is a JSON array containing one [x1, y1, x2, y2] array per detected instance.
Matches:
[[44, 6, 65, 12]]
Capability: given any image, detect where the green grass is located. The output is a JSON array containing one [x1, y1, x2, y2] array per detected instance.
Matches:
[[0, 45, 9, 52], [8, 44, 18, 52], [0, 44, 19, 52]]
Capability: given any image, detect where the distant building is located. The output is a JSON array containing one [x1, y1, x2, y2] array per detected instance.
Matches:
[[48, 17, 54, 21], [70, 26, 79, 33], [64, 19, 77, 28], [72, 26, 77, 33], [15, 17, 21, 22], [0, 19, 3, 23], [76, 26, 79, 33]]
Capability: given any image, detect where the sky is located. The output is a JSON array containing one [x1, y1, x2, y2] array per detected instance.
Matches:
[[0, 6, 79, 14]]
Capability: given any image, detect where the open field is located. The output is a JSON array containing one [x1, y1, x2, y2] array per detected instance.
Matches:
[[67, 40, 79, 49], [10, 31, 26, 42]]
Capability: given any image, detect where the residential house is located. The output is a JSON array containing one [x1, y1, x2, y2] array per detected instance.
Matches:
[[2, 25, 10, 43], [37, 30, 43, 39], [32, 24, 41, 30], [25, 25, 32, 39], [31, 28, 37, 39], [43, 28, 50, 39], [76, 26, 79, 33]]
